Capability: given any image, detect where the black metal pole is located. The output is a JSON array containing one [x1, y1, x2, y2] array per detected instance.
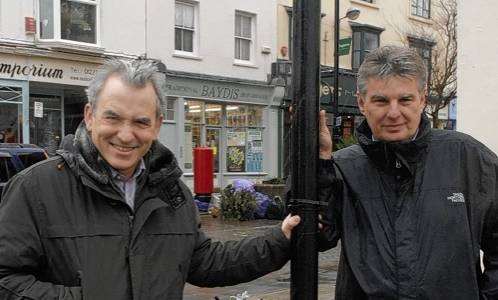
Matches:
[[334, 0, 340, 115], [290, 0, 321, 299]]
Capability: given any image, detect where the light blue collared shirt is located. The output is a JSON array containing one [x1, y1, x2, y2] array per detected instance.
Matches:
[[110, 159, 146, 210]]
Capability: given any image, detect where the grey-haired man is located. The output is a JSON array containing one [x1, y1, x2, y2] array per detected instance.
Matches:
[[0, 59, 300, 299], [318, 46, 498, 299]]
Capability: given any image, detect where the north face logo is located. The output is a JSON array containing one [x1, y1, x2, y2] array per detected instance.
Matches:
[[448, 192, 465, 203]]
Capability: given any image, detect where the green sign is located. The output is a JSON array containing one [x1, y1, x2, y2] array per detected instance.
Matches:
[[338, 37, 352, 56]]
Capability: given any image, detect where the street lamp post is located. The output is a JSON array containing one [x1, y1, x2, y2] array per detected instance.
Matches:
[[333, 3, 360, 116], [289, 0, 321, 299]]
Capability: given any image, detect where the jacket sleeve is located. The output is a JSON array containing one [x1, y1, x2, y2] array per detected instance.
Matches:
[[480, 161, 498, 299], [0, 173, 82, 300], [186, 206, 290, 287], [317, 158, 343, 251]]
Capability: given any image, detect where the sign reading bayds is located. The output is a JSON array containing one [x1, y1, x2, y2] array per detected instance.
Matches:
[[0, 53, 100, 86], [165, 76, 274, 104]]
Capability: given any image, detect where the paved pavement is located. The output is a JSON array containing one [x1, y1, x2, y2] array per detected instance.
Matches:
[[183, 214, 340, 299]]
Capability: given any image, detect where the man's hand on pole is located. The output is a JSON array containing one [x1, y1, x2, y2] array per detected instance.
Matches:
[[282, 214, 301, 240]]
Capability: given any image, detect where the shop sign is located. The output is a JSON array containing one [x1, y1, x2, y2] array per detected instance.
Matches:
[[34, 101, 43, 118], [164, 76, 274, 104], [0, 53, 100, 86], [338, 37, 352, 56], [320, 72, 359, 113]]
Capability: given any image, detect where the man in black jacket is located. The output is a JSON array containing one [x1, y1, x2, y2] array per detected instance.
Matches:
[[0, 59, 300, 299], [318, 46, 498, 299]]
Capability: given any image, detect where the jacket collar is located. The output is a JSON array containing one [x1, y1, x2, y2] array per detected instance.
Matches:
[[356, 113, 431, 174], [57, 121, 183, 187]]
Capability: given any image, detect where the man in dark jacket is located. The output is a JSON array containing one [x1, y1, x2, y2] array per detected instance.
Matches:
[[318, 46, 498, 299], [0, 59, 300, 299]]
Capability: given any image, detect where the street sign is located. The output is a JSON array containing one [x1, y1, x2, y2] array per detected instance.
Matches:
[[338, 37, 352, 56]]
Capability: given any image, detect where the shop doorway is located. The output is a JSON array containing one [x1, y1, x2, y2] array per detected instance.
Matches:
[[29, 95, 63, 156]]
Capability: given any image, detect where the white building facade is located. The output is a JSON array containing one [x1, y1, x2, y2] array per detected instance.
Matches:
[[0, 0, 282, 189]]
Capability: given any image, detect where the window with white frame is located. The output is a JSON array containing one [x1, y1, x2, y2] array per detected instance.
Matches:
[[411, 0, 431, 19], [234, 11, 254, 61], [39, 0, 98, 44], [175, 2, 196, 53], [162, 97, 176, 122]]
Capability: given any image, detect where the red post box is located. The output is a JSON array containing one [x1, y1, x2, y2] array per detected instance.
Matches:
[[193, 147, 214, 202]]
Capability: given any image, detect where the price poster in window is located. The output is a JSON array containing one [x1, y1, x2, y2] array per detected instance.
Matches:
[[246, 129, 263, 172], [227, 129, 246, 146]]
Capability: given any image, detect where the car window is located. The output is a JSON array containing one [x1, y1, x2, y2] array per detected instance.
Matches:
[[0, 157, 17, 182], [17, 152, 46, 168]]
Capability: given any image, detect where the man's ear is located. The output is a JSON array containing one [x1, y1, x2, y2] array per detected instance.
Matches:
[[83, 103, 94, 131], [357, 92, 366, 116], [154, 114, 163, 138]]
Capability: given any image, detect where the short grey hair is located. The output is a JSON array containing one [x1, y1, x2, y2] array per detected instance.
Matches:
[[357, 45, 427, 95], [86, 59, 166, 118]]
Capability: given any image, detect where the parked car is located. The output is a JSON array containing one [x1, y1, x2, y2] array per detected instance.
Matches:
[[0, 144, 48, 201]]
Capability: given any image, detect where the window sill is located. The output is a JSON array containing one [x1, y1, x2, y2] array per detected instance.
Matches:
[[172, 51, 203, 61], [409, 15, 433, 25], [162, 120, 176, 124], [36, 39, 105, 54], [349, 0, 379, 10], [233, 60, 258, 69]]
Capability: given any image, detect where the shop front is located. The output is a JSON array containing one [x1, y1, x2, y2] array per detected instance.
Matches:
[[320, 69, 364, 149], [162, 72, 282, 190], [0, 52, 101, 154]]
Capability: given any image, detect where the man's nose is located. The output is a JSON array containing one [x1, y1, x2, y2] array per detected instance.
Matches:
[[116, 124, 135, 143], [386, 102, 401, 119]]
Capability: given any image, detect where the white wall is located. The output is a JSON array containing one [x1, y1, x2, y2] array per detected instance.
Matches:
[[147, 0, 277, 82], [458, 0, 498, 153], [0, 0, 35, 41]]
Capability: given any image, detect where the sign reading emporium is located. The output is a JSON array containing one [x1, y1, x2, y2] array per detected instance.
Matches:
[[0, 53, 100, 86], [0, 62, 63, 79]]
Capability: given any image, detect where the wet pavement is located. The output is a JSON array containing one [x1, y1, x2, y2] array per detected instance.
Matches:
[[184, 214, 340, 299]]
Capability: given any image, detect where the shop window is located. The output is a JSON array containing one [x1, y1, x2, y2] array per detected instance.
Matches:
[[183, 101, 264, 173], [39, 0, 99, 45], [352, 25, 382, 70], [234, 11, 254, 61], [205, 103, 222, 126], [175, 1, 197, 53], [226, 105, 264, 173], [0, 86, 23, 144], [411, 0, 431, 19], [162, 97, 176, 122], [226, 105, 247, 127]]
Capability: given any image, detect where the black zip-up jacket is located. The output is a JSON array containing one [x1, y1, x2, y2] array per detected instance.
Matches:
[[319, 115, 498, 299], [0, 124, 290, 299]]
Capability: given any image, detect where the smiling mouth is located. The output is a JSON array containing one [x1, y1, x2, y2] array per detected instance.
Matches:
[[110, 142, 139, 152]]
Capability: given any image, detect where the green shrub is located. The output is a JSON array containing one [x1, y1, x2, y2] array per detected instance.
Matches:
[[220, 185, 257, 221]]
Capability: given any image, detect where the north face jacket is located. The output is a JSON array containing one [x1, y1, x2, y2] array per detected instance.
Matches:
[[319, 115, 498, 299], [0, 124, 290, 299]]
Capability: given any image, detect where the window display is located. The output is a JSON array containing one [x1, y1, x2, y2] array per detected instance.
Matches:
[[183, 100, 264, 173]]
